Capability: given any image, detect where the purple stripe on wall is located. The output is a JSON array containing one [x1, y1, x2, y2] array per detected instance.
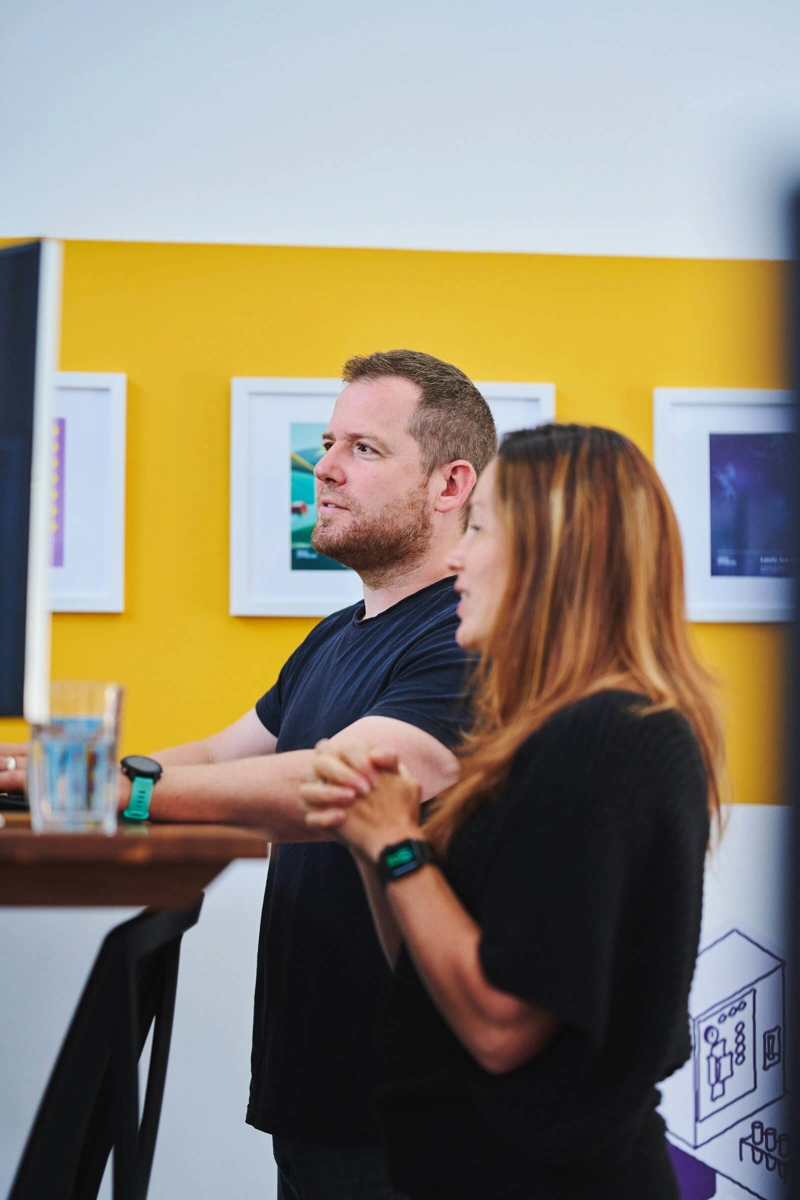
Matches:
[[668, 1142, 717, 1200], [51, 417, 65, 568]]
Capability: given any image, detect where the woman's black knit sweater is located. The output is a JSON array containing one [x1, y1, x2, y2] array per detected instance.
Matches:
[[375, 690, 709, 1200]]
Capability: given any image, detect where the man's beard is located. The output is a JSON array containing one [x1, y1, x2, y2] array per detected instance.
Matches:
[[311, 483, 434, 579]]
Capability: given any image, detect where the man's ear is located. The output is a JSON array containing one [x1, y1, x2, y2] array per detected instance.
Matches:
[[433, 461, 476, 515]]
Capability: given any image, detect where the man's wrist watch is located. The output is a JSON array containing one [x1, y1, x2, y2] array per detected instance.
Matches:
[[120, 755, 163, 822], [376, 838, 435, 888]]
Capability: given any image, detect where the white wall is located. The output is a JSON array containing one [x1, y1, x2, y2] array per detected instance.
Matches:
[[2, 0, 800, 258]]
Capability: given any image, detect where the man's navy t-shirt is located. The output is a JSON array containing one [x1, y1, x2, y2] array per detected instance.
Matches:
[[246, 576, 469, 1141]]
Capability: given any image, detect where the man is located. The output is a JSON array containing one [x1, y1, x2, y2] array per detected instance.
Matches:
[[0, 350, 497, 1199]]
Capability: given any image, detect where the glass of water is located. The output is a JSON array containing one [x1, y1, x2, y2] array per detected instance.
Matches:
[[28, 681, 124, 834]]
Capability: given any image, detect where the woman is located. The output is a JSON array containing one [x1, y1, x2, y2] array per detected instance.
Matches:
[[300, 424, 725, 1200]]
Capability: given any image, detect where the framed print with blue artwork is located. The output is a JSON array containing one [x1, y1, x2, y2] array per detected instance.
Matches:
[[654, 388, 795, 622]]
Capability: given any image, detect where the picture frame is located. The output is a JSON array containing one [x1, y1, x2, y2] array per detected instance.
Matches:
[[50, 372, 127, 613], [653, 388, 794, 623], [230, 377, 556, 617]]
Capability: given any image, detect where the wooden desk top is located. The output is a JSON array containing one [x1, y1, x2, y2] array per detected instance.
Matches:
[[0, 814, 270, 908]]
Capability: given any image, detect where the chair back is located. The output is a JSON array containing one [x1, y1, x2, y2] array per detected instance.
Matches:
[[8, 898, 203, 1200]]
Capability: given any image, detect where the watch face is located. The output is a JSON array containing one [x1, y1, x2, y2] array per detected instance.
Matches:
[[121, 755, 162, 780], [384, 844, 417, 871]]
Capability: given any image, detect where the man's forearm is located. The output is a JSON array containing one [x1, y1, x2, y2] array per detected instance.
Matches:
[[122, 750, 331, 841], [149, 739, 214, 767]]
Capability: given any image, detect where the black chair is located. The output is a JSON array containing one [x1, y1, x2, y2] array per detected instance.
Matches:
[[8, 897, 203, 1200]]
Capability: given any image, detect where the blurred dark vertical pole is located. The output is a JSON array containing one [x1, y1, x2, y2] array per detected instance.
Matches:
[[790, 185, 800, 1200]]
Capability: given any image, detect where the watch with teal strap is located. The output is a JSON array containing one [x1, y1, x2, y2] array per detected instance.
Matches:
[[376, 838, 436, 887], [120, 755, 163, 821]]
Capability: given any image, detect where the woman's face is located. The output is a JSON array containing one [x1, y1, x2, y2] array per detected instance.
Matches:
[[446, 459, 511, 651]]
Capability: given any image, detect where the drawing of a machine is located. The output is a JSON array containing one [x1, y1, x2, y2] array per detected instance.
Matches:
[[662, 930, 786, 1148]]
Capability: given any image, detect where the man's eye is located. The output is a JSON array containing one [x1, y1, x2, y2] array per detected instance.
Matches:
[[355, 442, 376, 454]]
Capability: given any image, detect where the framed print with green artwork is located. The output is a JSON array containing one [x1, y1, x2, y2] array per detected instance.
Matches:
[[230, 376, 555, 616]]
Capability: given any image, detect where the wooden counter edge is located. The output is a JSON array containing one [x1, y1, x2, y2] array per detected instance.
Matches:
[[0, 820, 270, 865]]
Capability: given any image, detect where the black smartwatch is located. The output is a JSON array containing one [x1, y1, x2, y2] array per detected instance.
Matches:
[[120, 755, 163, 822], [376, 839, 436, 887]]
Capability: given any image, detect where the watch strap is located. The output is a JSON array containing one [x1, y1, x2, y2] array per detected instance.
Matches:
[[122, 776, 155, 822], [376, 839, 435, 887]]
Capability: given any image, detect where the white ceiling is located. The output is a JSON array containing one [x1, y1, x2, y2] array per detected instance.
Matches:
[[2, 0, 800, 258]]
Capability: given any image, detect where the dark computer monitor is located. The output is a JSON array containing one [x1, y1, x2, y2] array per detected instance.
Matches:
[[0, 240, 62, 722]]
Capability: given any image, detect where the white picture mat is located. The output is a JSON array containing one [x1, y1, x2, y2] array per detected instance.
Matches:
[[230, 377, 556, 617], [50, 373, 126, 613], [654, 388, 794, 623]]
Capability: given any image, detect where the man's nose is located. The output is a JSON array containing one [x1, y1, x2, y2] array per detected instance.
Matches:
[[314, 446, 346, 485]]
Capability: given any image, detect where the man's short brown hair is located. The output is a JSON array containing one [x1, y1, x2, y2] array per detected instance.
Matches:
[[341, 349, 497, 479]]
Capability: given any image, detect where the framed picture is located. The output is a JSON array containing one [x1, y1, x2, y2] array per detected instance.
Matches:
[[653, 388, 795, 622], [230, 377, 556, 617], [50, 373, 127, 613]]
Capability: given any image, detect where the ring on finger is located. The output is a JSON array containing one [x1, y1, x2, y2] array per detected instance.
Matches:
[[4, 756, 16, 772]]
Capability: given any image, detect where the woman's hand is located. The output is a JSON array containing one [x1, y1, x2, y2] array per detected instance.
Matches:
[[300, 741, 423, 862], [0, 742, 28, 793]]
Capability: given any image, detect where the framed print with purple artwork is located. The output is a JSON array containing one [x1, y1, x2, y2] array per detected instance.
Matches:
[[50, 373, 127, 612], [654, 389, 794, 622], [230, 376, 555, 617]]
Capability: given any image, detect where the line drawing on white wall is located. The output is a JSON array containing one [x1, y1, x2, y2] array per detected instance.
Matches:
[[661, 928, 790, 1199]]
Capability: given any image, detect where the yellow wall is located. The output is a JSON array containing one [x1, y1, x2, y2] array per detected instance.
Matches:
[[0, 242, 789, 804]]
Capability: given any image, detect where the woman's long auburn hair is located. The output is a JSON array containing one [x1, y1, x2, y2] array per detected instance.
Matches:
[[424, 423, 727, 853]]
